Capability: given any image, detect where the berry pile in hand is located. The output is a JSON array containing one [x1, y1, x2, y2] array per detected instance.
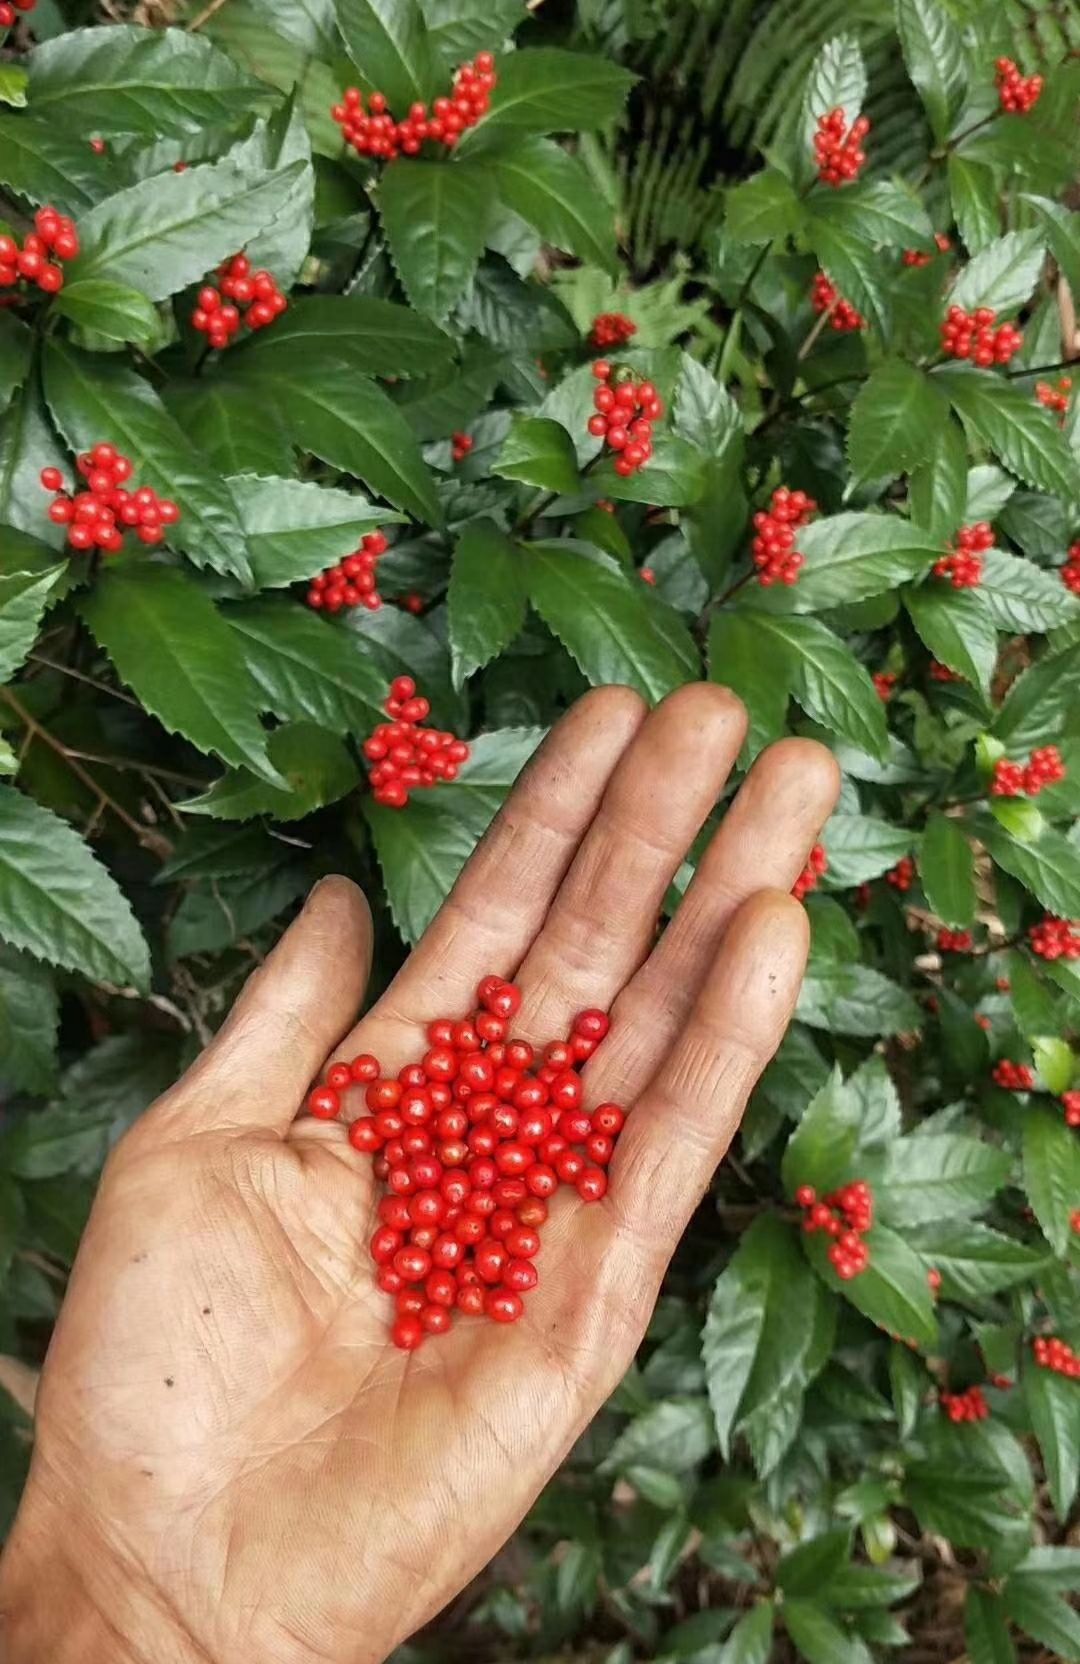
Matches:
[[305, 978, 623, 1350], [811, 272, 864, 332], [1062, 541, 1080, 596], [332, 52, 496, 159], [451, 431, 474, 465], [887, 856, 915, 892], [792, 843, 828, 901], [940, 306, 1022, 367], [587, 362, 664, 477], [0, 0, 35, 25], [752, 486, 817, 588], [363, 677, 470, 808], [940, 1385, 990, 1423], [796, 1182, 873, 1279], [813, 108, 869, 186], [996, 56, 1043, 114], [1036, 376, 1071, 419], [1062, 1090, 1080, 1129], [934, 521, 993, 588], [902, 233, 952, 267], [191, 255, 287, 350], [590, 312, 637, 350], [0, 207, 79, 298], [993, 1060, 1035, 1091], [1033, 1335, 1080, 1378], [306, 531, 389, 613], [41, 445, 179, 553], [937, 928, 973, 953], [991, 744, 1066, 797], [1029, 916, 1080, 961]]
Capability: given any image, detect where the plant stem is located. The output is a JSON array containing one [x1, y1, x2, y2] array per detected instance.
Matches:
[[1006, 358, 1078, 379]]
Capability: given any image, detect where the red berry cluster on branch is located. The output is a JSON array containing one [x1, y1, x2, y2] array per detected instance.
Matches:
[[590, 312, 637, 350], [1029, 915, 1080, 960], [902, 233, 952, 267], [887, 856, 915, 892], [792, 843, 828, 902], [940, 1386, 990, 1423], [796, 1181, 873, 1279], [0, 207, 79, 298], [306, 531, 389, 613], [1062, 1090, 1080, 1128], [1033, 1335, 1080, 1377], [587, 361, 664, 477], [363, 677, 470, 808], [991, 744, 1066, 797], [937, 928, 973, 953], [451, 431, 474, 464], [752, 486, 817, 588], [934, 521, 993, 589], [813, 108, 869, 186], [992, 1060, 1035, 1091], [0, 0, 35, 30], [941, 306, 1022, 367], [192, 255, 287, 350], [40, 445, 179, 553], [873, 671, 898, 701], [1036, 376, 1071, 420], [332, 52, 496, 160], [811, 272, 865, 332], [996, 57, 1043, 114], [1062, 541, 1080, 595], [306, 981, 622, 1350]]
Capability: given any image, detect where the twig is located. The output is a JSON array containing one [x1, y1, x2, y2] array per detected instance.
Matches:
[[187, 0, 228, 30], [28, 652, 140, 707], [797, 301, 836, 362], [1006, 357, 1078, 379]]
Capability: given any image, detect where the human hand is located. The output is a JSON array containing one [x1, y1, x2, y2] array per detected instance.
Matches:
[[0, 684, 838, 1664]]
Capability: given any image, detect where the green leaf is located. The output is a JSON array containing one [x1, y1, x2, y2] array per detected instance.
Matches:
[[602, 1398, 716, 1476], [904, 585, 997, 695], [936, 366, 1080, 499], [966, 465, 1017, 523], [848, 1054, 902, 1147], [494, 416, 581, 495], [51, 280, 159, 347], [1023, 1102, 1080, 1255], [0, 567, 64, 683], [378, 159, 492, 321], [981, 548, 1079, 634], [896, 0, 966, 143], [0, 314, 31, 421], [157, 822, 280, 882], [821, 814, 910, 886], [813, 180, 933, 249], [28, 25, 267, 137], [332, 0, 439, 112], [592, 436, 707, 509], [392, 341, 504, 441], [224, 596, 387, 735], [346, 602, 462, 728], [464, 48, 635, 145], [229, 95, 315, 291], [1023, 1358, 1079, 1521], [237, 294, 456, 380], [0, 65, 28, 108], [422, 0, 525, 65], [0, 380, 68, 550], [719, 1604, 774, 1664], [993, 640, 1080, 749], [848, 362, 949, 487], [906, 1220, 1051, 1301], [167, 862, 308, 957], [1008, 952, 1062, 1040], [908, 1459, 1023, 1553], [0, 946, 58, 1096], [807, 1221, 938, 1346], [456, 256, 577, 351], [488, 138, 617, 273], [65, 155, 304, 303], [753, 513, 941, 613], [782, 1068, 860, 1196], [874, 1135, 1011, 1226], [163, 380, 295, 479], [888, 1341, 925, 1439], [965, 1589, 1017, 1664], [0, 116, 113, 216], [801, 34, 867, 153], [804, 212, 888, 336], [229, 474, 394, 588], [447, 519, 525, 687], [1033, 1035, 1074, 1096], [778, 1529, 853, 1597], [708, 610, 789, 763], [799, 962, 920, 1036], [949, 153, 1000, 255], [950, 231, 1046, 315], [909, 416, 967, 539], [525, 542, 694, 703], [180, 722, 359, 822], [735, 612, 888, 760], [43, 340, 251, 583], [975, 814, 1080, 919], [726, 170, 805, 245], [1023, 195, 1080, 309], [920, 813, 976, 926], [1003, 1580, 1080, 1661], [784, 1600, 874, 1664], [0, 786, 149, 991], [81, 565, 280, 785], [1011, 1547, 1080, 1592]]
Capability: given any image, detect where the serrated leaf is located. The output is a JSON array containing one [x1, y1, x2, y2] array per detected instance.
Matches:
[[157, 822, 280, 883], [0, 115, 113, 215], [1003, 1580, 1080, 1660], [164, 380, 295, 479], [920, 813, 976, 926], [447, 519, 525, 687], [966, 465, 1017, 523], [1023, 195, 1080, 309], [526, 541, 694, 703], [0, 946, 57, 1096], [735, 612, 888, 759], [332, 0, 439, 112], [874, 1135, 1011, 1225], [592, 436, 707, 509], [463, 48, 635, 147], [906, 1220, 1051, 1301], [229, 474, 395, 588], [224, 595, 387, 734], [1023, 1358, 1079, 1521], [801, 34, 867, 155], [719, 1603, 774, 1664], [180, 722, 359, 822], [905, 585, 997, 694], [781, 1067, 859, 1195], [52, 280, 159, 347], [236, 294, 456, 379], [488, 137, 617, 273], [896, 0, 966, 142], [949, 153, 1000, 255], [1033, 1035, 1074, 1096], [345, 602, 463, 728], [392, 341, 504, 442], [965, 1589, 1017, 1664], [456, 255, 577, 351], [812, 180, 933, 249], [701, 1248, 768, 1460], [889, 1341, 925, 1438], [0, 566, 64, 683], [494, 415, 581, 495], [820, 814, 911, 886], [950, 231, 1046, 315], [936, 366, 1080, 498], [1023, 1102, 1080, 1254], [726, 170, 804, 244], [0, 314, 31, 422], [848, 362, 949, 487], [778, 1529, 853, 1597], [981, 547, 1079, 634], [910, 415, 967, 539], [798, 962, 920, 1036], [422, 0, 525, 65], [379, 159, 492, 321], [81, 565, 280, 785], [976, 813, 1080, 919], [43, 340, 251, 582], [601, 1398, 716, 1476], [28, 25, 267, 137], [758, 512, 941, 613], [784, 1600, 874, 1664], [1008, 952, 1062, 1039], [992, 639, 1080, 748], [708, 610, 789, 763], [806, 1221, 938, 1346], [805, 212, 888, 336], [228, 96, 315, 291], [167, 862, 308, 958], [0, 65, 27, 108], [0, 786, 149, 990]]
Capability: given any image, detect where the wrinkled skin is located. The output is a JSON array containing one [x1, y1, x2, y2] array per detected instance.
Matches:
[[0, 684, 838, 1664]]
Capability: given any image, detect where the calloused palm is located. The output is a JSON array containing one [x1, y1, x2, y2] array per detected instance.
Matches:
[[1, 684, 838, 1664]]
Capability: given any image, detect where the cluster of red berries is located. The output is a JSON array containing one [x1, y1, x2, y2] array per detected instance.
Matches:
[[1062, 541, 1080, 596], [992, 1060, 1035, 1091], [1033, 1335, 1080, 1378], [902, 233, 952, 268], [996, 56, 1043, 115], [40, 446, 179, 553], [305, 531, 389, 614], [363, 677, 470, 808], [752, 486, 817, 588], [937, 928, 973, 953], [796, 1181, 873, 1279], [332, 52, 496, 160], [587, 362, 664, 477], [306, 980, 622, 1350], [590, 312, 637, 350], [813, 108, 869, 186], [0, 0, 34, 30], [873, 671, 898, 701], [810, 272, 865, 332], [934, 521, 993, 589], [792, 843, 828, 901], [929, 661, 962, 683], [991, 744, 1066, 798], [1062, 1090, 1080, 1129], [451, 432, 473, 465], [1036, 376, 1071, 420], [940, 1385, 990, 1423], [940, 306, 1023, 367], [0, 206, 79, 298], [191, 255, 287, 350], [887, 856, 915, 892], [1029, 915, 1080, 961]]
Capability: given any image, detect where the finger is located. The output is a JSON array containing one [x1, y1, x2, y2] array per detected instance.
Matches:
[[511, 683, 747, 1043], [165, 876, 373, 1136], [602, 889, 809, 1279]]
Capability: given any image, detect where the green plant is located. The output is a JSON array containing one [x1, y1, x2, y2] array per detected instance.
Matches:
[[1, 0, 1080, 1659]]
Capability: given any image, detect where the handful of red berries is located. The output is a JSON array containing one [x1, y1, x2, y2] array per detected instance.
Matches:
[[590, 312, 637, 350], [752, 485, 817, 588], [810, 272, 864, 333], [991, 744, 1066, 798], [996, 56, 1043, 115], [813, 108, 869, 186], [796, 1181, 873, 1279], [587, 362, 663, 477], [934, 521, 993, 589], [0, 206, 79, 298], [306, 530, 389, 613], [940, 306, 1022, 367], [192, 254, 287, 350], [332, 51, 496, 160], [306, 977, 624, 1350], [363, 677, 470, 808], [41, 445, 180, 553], [792, 843, 828, 901]]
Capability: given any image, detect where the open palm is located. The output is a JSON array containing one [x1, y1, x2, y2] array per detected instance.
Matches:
[[2, 684, 837, 1664]]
